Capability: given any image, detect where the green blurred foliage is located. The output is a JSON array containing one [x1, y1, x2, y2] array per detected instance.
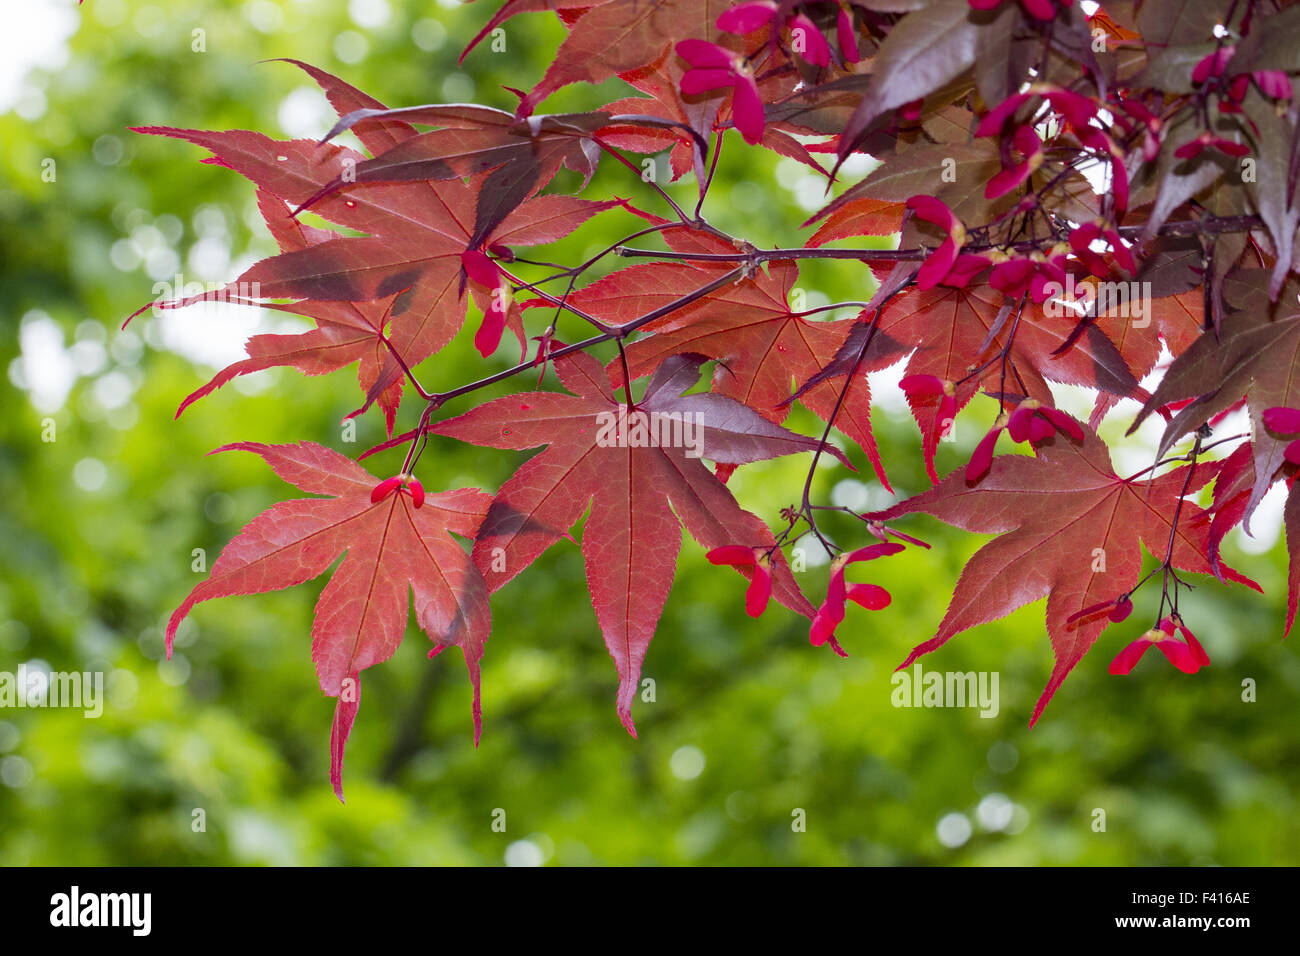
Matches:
[[1, 0, 1298, 866]]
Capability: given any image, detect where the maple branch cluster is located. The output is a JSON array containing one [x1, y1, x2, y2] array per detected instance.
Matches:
[[138, 0, 1300, 797]]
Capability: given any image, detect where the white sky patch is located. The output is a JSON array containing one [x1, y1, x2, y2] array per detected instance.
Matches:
[[278, 86, 334, 140], [778, 152, 878, 213], [187, 236, 233, 280], [504, 839, 545, 867], [92, 370, 135, 410], [1236, 480, 1286, 553], [334, 30, 369, 64], [349, 0, 392, 29], [245, 0, 284, 34], [775, 157, 807, 190], [73, 457, 108, 492], [869, 359, 910, 416], [976, 792, 1016, 832], [830, 478, 872, 512], [139, 241, 312, 370], [838, 152, 878, 179], [12, 313, 77, 413], [69, 338, 108, 377], [1075, 150, 1110, 195], [152, 301, 309, 370], [936, 811, 972, 848], [794, 532, 832, 568], [0, 2, 78, 114], [792, 176, 830, 212], [669, 745, 706, 781], [12, 311, 155, 416], [412, 18, 447, 52]]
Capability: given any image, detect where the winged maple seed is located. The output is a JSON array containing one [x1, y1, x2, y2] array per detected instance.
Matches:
[[809, 544, 902, 656], [134, 0, 1300, 797], [965, 398, 1084, 482], [1262, 406, 1300, 465], [706, 545, 775, 616], [1109, 614, 1211, 676], [370, 474, 426, 507]]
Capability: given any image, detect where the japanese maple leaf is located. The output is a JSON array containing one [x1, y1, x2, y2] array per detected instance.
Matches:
[[432, 350, 838, 732], [599, 56, 723, 183], [868, 428, 1258, 725], [532, 227, 893, 485], [804, 196, 907, 246], [174, 189, 405, 434], [1131, 271, 1300, 523], [799, 191, 910, 285], [134, 62, 619, 371], [1287, 481, 1300, 635], [165, 441, 491, 801], [286, 57, 602, 239], [598, 256, 894, 487], [1204, 442, 1269, 596], [857, 284, 1138, 481], [307, 105, 612, 244], [460, 0, 597, 63], [1085, 290, 1201, 425]]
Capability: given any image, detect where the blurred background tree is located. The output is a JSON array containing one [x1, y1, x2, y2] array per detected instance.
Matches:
[[1, 0, 1298, 865]]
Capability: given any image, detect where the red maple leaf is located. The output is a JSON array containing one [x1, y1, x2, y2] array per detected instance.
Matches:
[[860, 284, 1139, 481], [1287, 481, 1300, 636], [538, 230, 893, 486], [598, 56, 722, 183], [1083, 289, 1201, 426], [805, 196, 907, 247], [133, 63, 623, 387], [431, 350, 838, 732], [868, 428, 1259, 725], [174, 189, 407, 434], [461, 1, 596, 64], [165, 441, 491, 801], [1133, 272, 1300, 522]]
